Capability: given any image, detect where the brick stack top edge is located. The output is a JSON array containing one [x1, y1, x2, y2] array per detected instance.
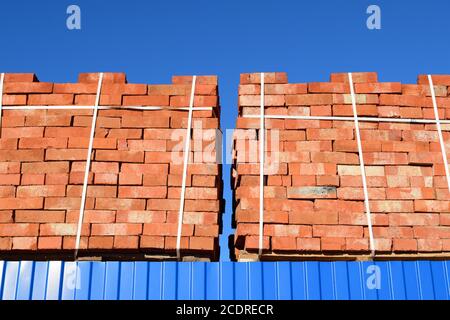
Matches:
[[0, 72, 223, 262], [233, 71, 450, 261]]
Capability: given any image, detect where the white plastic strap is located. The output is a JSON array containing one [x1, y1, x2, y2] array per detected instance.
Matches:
[[0, 73, 4, 136], [428, 75, 450, 192], [1, 105, 212, 111], [242, 114, 450, 124], [259, 72, 265, 257], [348, 73, 376, 257], [74, 72, 104, 258], [176, 75, 196, 260]]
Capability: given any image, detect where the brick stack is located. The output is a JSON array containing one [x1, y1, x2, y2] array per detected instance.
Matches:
[[0, 72, 223, 261], [232, 72, 450, 261]]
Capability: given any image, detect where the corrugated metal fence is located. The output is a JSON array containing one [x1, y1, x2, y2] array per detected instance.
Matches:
[[1, 261, 449, 300]]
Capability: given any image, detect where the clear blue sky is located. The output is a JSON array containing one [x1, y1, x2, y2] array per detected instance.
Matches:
[[1, 0, 450, 261]]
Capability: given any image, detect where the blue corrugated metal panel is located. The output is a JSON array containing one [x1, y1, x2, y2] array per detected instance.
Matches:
[[0, 261, 449, 300]]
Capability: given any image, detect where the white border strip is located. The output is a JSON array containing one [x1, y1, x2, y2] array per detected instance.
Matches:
[[259, 72, 265, 257], [176, 75, 197, 260], [242, 114, 450, 124], [74, 73, 104, 258], [0, 73, 4, 136], [348, 73, 376, 257], [1, 105, 212, 111], [428, 75, 450, 192]]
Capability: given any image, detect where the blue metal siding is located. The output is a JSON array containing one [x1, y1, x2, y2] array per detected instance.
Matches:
[[0, 261, 449, 300]]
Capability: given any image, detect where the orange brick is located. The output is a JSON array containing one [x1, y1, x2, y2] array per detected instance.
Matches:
[[272, 237, 297, 251], [38, 237, 63, 250], [12, 237, 38, 250]]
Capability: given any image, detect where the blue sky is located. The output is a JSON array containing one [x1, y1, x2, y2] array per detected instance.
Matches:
[[1, 0, 450, 261]]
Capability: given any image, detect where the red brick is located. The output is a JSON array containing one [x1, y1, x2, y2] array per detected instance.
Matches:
[[123, 95, 169, 106], [12, 237, 38, 250], [331, 72, 378, 83], [418, 239, 442, 252], [415, 200, 450, 213], [2, 127, 44, 138], [346, 238, 369, 251], [354, 82, 401, 93], [0, 223, 39, 236], [393, 239, 417, 252], [4, 82, 53, 93], [46, 149, 88, 161], [88, 236, 114, 249], [0, 174, 21, 185], [143, 223, 193, 236], [0, 198, 43, 210], [94, 173, 117, 185], [321, 237, 346, 251], [189, 236, 215, 251], [38, 237, 62, 250], [40, 223, 89, 236], [140, 236, 165, 249], [78, 72, 126, 83], [19, 137, 67, 149], [171, 95, 218, 107], [96, 198, 145, 210], [313, 225, 363, 238], [3, 73, 37, 82], [285, 94, 333, 105], [194, 225, 219, 237], [0, 237, 11, 250], [308, 82, 349, 93], [0, 211, 13, 223], [173, 75, 218, 85], [417, 74, 450, 86], [1, 95, 27, 105], [272, 237, 297, 251], [118, 186, 167, 199], [244, 236, 270, 251], [240, 73, 287, 84], [296, 238, 321, 251], [28, 94, 73, 105], [68, 137, 116, 149], [15, 210, 65, 223], [17, 185, 65, 197], [68, 210, 115, 223], [96, 150, 144, 162], [113, 236, 139, 249], [91, 224, 142, 236]]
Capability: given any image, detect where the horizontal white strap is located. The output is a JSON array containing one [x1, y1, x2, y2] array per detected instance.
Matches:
[[1, 105, 213, 111], [243, 114, 450, 124]]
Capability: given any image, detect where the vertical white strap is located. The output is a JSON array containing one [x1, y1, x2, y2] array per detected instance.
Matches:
[[74, 72, 104, 259], [259, 72, 265, 257], [428, 75, 450, 192], [176, 75, 196, 260], [348, 73, 376, 257], [0, 73, 4, 137]]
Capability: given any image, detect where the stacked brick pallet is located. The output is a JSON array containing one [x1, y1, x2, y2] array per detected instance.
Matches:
[[0, 72, 223, 261], [232, 71, 450, 261]]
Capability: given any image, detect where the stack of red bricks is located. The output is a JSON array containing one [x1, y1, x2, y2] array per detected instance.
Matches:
[[0, 72, 223, 261], [233, 72, 450, 260]]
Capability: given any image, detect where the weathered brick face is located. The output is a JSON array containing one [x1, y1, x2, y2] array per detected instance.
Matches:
[[0, 72, 223, 261], [233, 72, 450, 260]]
